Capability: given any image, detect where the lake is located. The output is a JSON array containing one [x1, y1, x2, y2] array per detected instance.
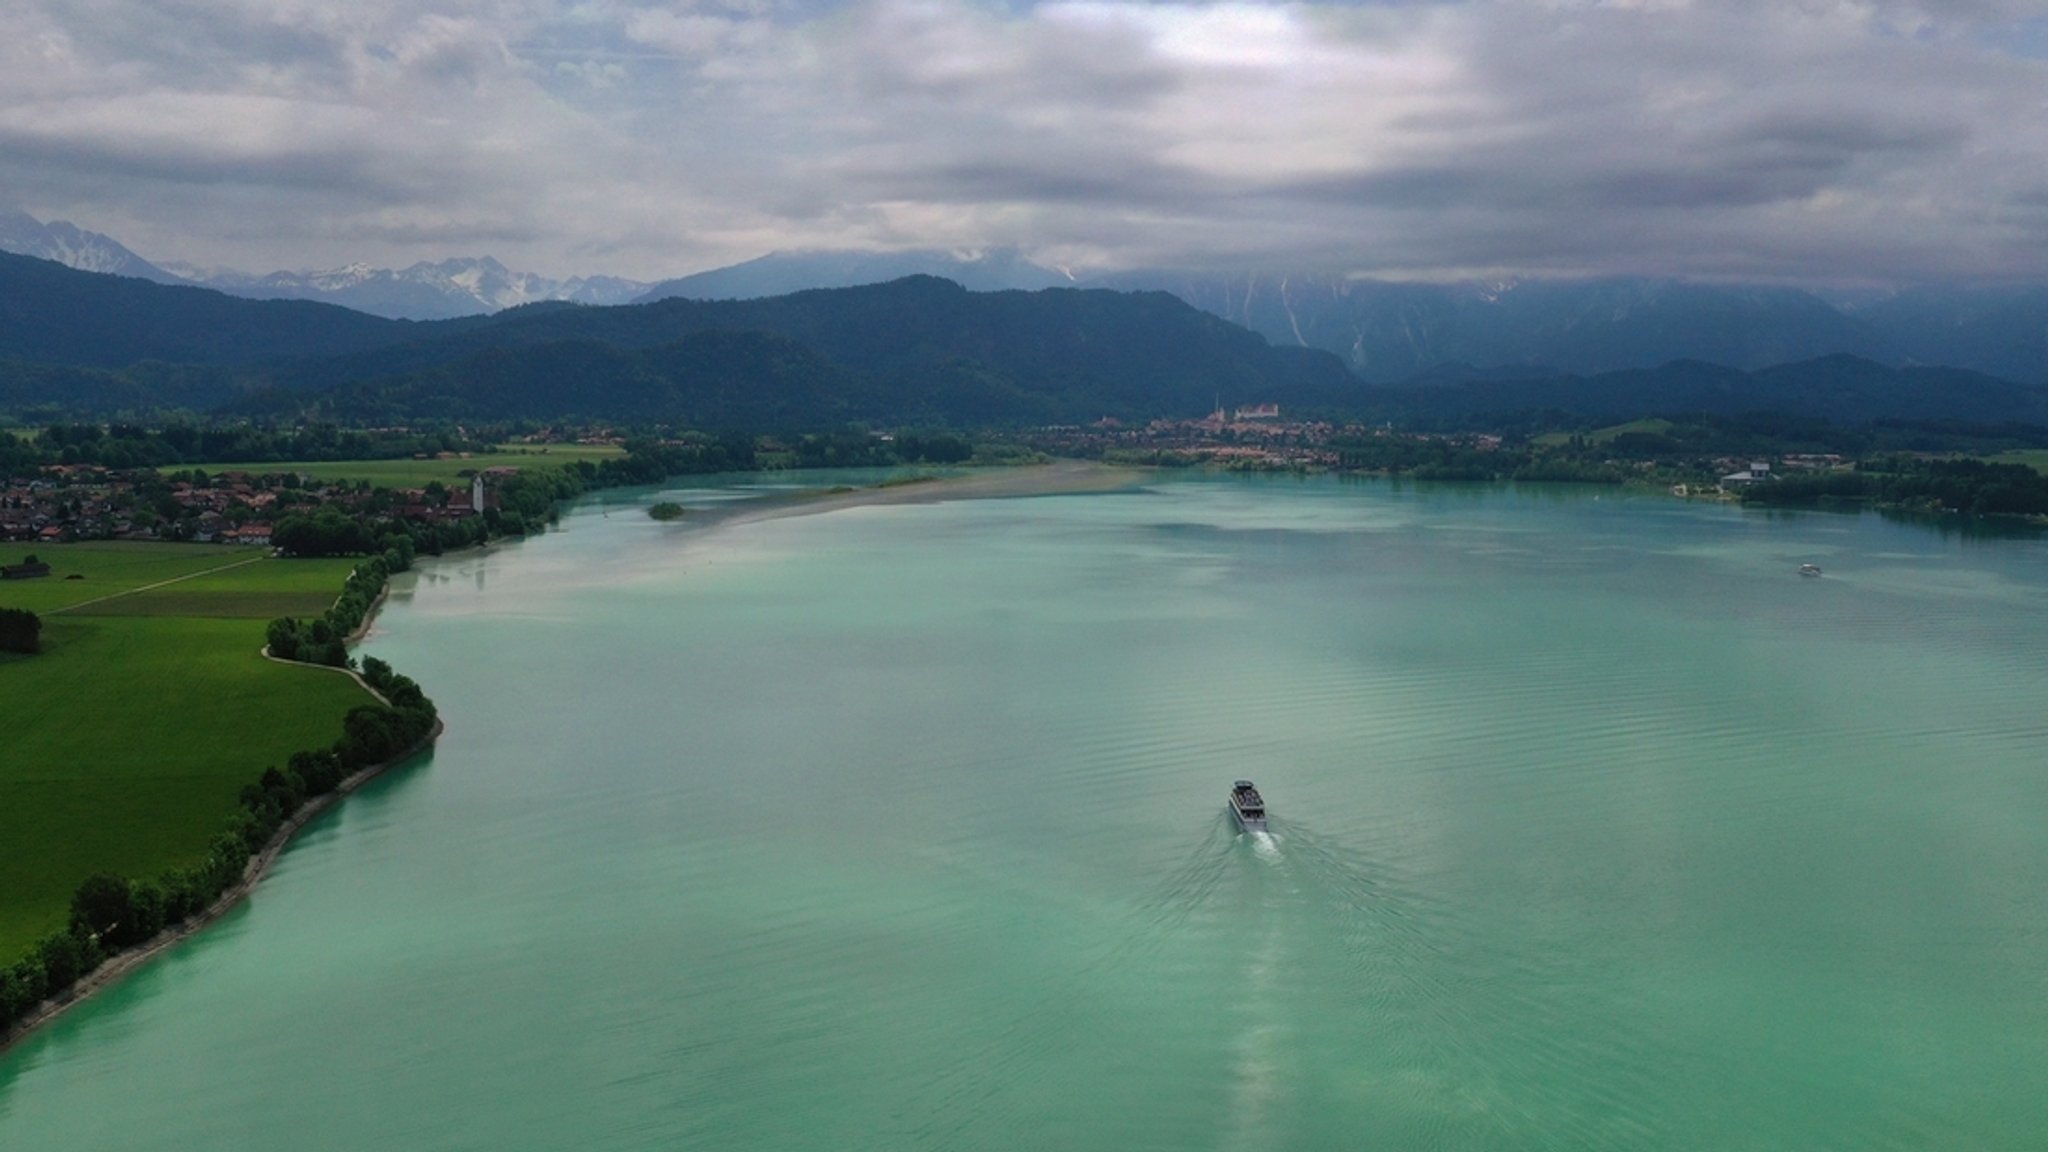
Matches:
[[4, 472, 2046, 1150]]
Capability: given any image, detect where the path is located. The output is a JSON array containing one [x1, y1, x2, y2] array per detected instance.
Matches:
[[43, 553, 272, 616]]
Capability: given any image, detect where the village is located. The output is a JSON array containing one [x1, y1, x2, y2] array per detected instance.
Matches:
[[1030, 404, 1348, 468], [0, 462, 512, 548]]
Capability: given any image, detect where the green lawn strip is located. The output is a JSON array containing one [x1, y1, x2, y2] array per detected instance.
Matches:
[[0, 612, 371, 959], [65, 591, 340, 619], [66, 556, 360, 619], [0, 542, 250, 614], [192, 445, 624, 488]]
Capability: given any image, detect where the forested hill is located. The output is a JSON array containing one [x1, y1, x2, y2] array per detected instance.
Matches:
[[0, 250, 432, 368], [0, 258, 1353, 424], [7, 251, 2048, 429], [249, 278, 1356, 425]]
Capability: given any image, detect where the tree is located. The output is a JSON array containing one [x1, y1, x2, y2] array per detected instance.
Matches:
[[70, 873, 158, 948], [0, 607, 40, 654]]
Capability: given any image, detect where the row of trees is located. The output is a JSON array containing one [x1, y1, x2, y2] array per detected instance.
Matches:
[[1327, 435, 1631, 484], [267, 549, 411, 667], [0, 660, 437, 1034], [27, 422, 486, 470], [1743, 457, 2048, 517]]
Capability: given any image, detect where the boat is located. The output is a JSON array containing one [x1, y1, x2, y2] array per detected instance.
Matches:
[[1798, 564, 1823, 578], [1228, 780, 1268, 832]]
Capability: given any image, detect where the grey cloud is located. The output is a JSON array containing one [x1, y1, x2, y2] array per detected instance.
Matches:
[[4, 0, 2048, 283]]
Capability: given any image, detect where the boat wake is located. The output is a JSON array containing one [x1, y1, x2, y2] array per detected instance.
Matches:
[[902, 811, 1478, 1147], [1222, 918, 1288, 1152]]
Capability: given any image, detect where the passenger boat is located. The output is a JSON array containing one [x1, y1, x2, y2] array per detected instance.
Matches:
[[1228, 780, 1268, 832], [1798, 563, 1823, 577]]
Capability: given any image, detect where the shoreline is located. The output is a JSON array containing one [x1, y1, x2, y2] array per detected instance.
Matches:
[[2, 561, 429, 1058], [0, 718, 442, 1057], [0, 463, 1119, 1058]]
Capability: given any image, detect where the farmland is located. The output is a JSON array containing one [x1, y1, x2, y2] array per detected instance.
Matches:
[[0, 543, 373, 957], [194, 443, 624, 488]]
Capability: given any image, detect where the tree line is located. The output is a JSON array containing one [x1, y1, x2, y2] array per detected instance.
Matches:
[[0, 658, 436, 1035], [17, 422, 487, 470], [1741, 456, 2048, 517]]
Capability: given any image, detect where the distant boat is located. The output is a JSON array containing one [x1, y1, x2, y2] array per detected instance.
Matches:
[[1798, 564, 1823, 578], [1228, 780, 1268, 832]]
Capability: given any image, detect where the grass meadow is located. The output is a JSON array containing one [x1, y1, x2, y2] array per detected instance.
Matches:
[[195, 443, 623, 488], [0, 544, 374, 957], [1985, 450, 2048, 475], [1531, 418, 1675, 448]]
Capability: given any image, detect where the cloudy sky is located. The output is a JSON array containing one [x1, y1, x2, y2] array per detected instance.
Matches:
[[3, 0, 2046, 283]]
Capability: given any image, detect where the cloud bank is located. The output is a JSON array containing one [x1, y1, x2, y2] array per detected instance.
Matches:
[[1, 0, 2044, 282]]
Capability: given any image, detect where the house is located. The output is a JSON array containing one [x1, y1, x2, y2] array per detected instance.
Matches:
[[1719, 461, 1773, 488], [2, 558, 51, 580]]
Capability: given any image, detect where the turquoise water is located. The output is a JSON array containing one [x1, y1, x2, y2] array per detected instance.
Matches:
[[5, 473, 2047, 1149]]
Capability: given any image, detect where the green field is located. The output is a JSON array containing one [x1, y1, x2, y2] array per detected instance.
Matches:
[[1985, 450, 2048, 475], [193, 443, 624, 488], [0, 543, 374, 957], [1532, 418, 1675, 448]]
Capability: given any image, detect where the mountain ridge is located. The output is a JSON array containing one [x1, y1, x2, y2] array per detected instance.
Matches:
[[177, 255, 652, 321], [4, 249, 2047, 430], [0, 211, 183, 285], [8, 210, 2046, 385]]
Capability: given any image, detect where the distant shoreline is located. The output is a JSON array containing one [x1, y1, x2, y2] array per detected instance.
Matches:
[[0, 462, 1129, 1058]]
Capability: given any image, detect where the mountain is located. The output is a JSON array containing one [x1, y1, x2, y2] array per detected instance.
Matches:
[[1361, 355, 2048, 425], [6, 252, 2042, 429], [1850, 286, 2048, 385], [0, 211, 182, 284], [650, 254, 1982, 380], [254, 276, 1356, 426], [636, 248, 1072, 303], [177, 256, 652, 321], [0, 256, 1350, 425], [1092, 273, 1902, 381], [0, 250, 424, 371]]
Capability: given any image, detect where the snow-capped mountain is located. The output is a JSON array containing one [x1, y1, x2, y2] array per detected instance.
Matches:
[[181, 256, 652, 321], [3, 211, 647, 319], [0, 210, 183, 283]]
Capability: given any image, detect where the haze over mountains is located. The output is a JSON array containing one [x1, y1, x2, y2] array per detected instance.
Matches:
[[634, 249, 1074, 303], [168, 259, 652, 322], [0, 212, 649, 322], [6, 210, 2047, 388]]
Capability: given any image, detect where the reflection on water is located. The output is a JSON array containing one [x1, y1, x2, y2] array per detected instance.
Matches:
[[4, 474, 2047, 1151]]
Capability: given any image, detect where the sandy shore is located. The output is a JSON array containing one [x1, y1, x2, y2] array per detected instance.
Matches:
[[719, 459, 1149, 529]]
